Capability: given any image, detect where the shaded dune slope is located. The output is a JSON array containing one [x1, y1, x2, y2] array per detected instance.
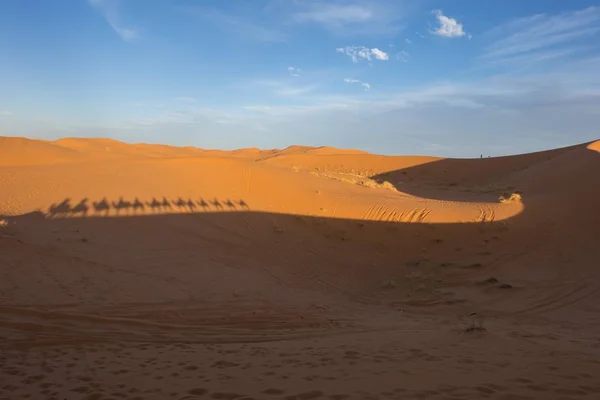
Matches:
[[1, 137, 599, 347]]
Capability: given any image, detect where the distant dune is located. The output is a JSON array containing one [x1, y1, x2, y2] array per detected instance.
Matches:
[[1, 136, 599, 400]]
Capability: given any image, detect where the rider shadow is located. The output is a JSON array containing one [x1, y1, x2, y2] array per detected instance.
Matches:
[[186, 199, 197, 212], [173, 197, 187, 212], [93, 197, 111, 216], [224, 199, 236, 210], [238, 199, 249, 210], [71, 198, 89, 217], [211, 198, 223, 211], [48, 198, 72, 218], [146, 198, 162, 213], [112, 197, 132, 216], [197, 199, 209, 211], [161, 197, 172, 212], [132, 197, 145, 214]]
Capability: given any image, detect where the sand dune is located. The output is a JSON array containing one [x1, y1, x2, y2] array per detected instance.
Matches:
[[1, 136, 599, 399]]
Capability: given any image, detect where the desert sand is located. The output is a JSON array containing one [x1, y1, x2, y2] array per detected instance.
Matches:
[[1, 136, 599, 400]]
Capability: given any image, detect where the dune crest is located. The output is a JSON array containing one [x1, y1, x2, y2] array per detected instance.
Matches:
[[0, 136, 526, 223]]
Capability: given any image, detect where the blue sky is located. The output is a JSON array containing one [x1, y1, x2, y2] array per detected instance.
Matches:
[[1, 0, 599, 157]]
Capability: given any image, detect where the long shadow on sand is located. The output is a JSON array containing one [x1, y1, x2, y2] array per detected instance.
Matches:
[[45, 196, 250, 218], [1, 145, 599, 348]]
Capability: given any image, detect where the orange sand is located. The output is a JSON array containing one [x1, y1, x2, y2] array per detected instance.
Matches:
[[1, 136, 599, 399]]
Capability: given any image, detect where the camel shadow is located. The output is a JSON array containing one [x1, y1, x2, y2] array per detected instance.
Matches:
[[224, 199, 236, 210], [197, 199, 209, 211], [211, 198, 223, 211], [71, 198, 89, 217], [186, 199, 196, 212], [112, 197, 132, 216], [173, 197, 187, 212], [161, 197, 172, 212], [93, 197, 111, 216], [146, 198, 162, 213], [132, 197, 145, 214], [44, 196, 250, 218], [48, 198, 72, 217]]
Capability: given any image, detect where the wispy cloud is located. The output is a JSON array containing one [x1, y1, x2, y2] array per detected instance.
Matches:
[[235, 57, 600, 154], [343, 78, 371, 91], [430, 9, 467, 38], [288, 66, 302, 77], [247, 79, 317, 97], [482, 7, 600, 65], [241, 102, 352, 117], [405, 38, 412, 44], [184, 6, 286, 43], [275, 85, 317, 96], [0, 110, 13, 118], [88, 0, 139, 42], [127, 107, 241, 127], [290, 1, 403, 36], [23, 56, 600, 157], [396, 50, 409, 62], [175, 97, 197, 103], [294, 3, 373, 26], [336, 46, 389, 63]]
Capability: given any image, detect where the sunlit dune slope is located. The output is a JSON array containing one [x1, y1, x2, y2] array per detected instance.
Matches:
[[0, 137, 525, 223], [0, 137, 85, 166]]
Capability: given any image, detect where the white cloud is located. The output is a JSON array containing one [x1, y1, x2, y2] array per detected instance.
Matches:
[[416, 31, 425, 38], [430, 9, 467, 38], [482, 7, 600, 65], [343, 78, 370, 91], [88, 0, 139, 42], [370, 48, 389, 60], [0, 110, 13, 118], [336, 46, 389, 63], [288, 66, 302, 77], [405, 38, 412, 44]]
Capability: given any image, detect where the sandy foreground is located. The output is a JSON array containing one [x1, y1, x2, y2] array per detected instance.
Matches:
[[1, 136, 599, 400]]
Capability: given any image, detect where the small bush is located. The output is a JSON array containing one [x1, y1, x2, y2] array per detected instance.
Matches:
[[499, 191, 522, 204], [464, 321, 487, 333], [462, 313, 487, 333], [380, 279, 396, 289], [478, 277, 498, 285], [273, 222, 284, 233]]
